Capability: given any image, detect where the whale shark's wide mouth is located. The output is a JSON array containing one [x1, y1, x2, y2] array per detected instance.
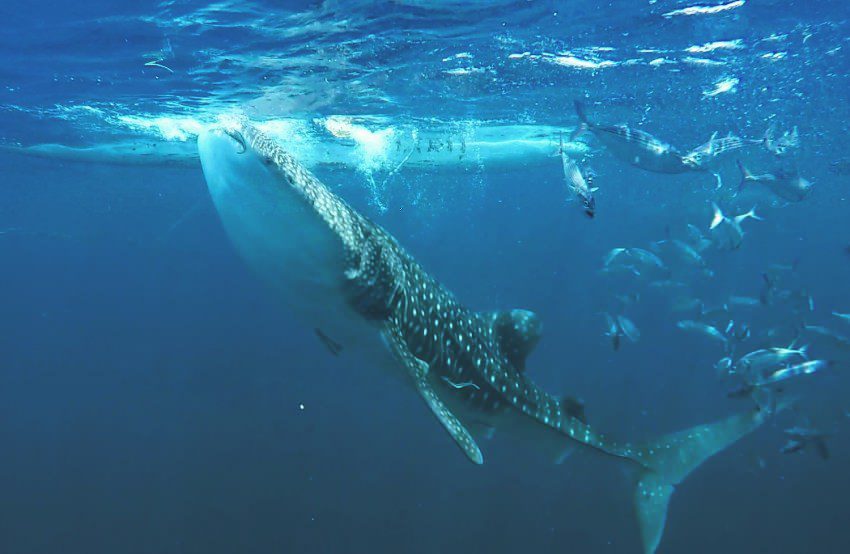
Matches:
[[222, 129, 247, 153], [198, 128, 246, 162]]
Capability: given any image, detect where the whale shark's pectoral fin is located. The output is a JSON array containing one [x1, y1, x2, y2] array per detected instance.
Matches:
[[382, 324, 484, 465]]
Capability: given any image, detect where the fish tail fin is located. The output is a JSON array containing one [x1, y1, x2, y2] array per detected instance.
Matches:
[[735, 207, 762, 224], [762, 121, 776, 150], [571, 99, 590, 140], [710, 202, 724, 229], [736, 159, 753, 192], [632, 405, 773, 553]]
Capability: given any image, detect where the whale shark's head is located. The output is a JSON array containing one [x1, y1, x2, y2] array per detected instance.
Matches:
[[197, 118, 314, 201], [197, 118, 357, 323]]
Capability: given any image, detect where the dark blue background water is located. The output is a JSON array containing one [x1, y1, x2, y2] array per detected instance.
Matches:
[[2, 1, 850, 553]]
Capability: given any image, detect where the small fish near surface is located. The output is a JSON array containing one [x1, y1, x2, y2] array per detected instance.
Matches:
[[709, 202, 762, 250], [737, 160, 813, 202], [559, 134, 597, 218], [573, 100, 696, 174]]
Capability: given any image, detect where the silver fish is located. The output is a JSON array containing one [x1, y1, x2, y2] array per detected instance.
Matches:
[[649, 279, 690, 292], [604, 313, 622, 351], [728, 295, 761, 307], [802, 325, 850, 351], [781, 425, 830, 460], [573, 100, 694, 174], [736, 345, 809, 376], [670, 239, 708, 268], [710, 202, 762, 250], [833, 312, 850, 324], [615, 292, 641, 306], [763, 124, 800, 157], [560, 134, 597, 218], [737, 160, 813, 202], [758, 360, 832, 386], [603, 313, 641, 350], [604, 247, 669, 277], [671, 296, 703, 313], [685, 224, 713, 253], [617, 315, 641, 343], [682, 131, 759, 169], [677, 320, 728, 344], [715, 356, 734, 375]]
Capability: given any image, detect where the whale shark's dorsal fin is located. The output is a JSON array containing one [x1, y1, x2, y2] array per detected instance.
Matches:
[[483, 309, 542, 372], [382, 323, 484, 465]]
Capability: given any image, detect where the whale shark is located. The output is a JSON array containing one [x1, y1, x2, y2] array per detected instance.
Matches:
[[197, 117, 775, 554]]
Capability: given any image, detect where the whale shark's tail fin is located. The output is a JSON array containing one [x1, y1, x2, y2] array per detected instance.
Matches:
[[631, 406, 772, 553]]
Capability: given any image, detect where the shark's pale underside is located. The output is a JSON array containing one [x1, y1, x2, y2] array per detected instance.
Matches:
[[197, 119, 773, 554]]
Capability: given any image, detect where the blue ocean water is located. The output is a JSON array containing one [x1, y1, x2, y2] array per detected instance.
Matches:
[[1, 1, 849, 553]]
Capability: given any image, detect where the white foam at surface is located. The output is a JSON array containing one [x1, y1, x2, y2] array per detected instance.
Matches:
[[703, 76, 739, 97], [685, 39, 744, 53], [663, 0, 745, 18]]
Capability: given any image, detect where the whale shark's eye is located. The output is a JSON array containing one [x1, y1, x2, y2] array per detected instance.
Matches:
[[224, 130, 246, 154]]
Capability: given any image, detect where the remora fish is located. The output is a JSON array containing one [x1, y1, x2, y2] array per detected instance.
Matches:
[[709, 202, 762, 250], [737, 160, 813, 202], [573, 100, 695, 174], [197, 118, 774, 554], [559, 134, 597, 218]]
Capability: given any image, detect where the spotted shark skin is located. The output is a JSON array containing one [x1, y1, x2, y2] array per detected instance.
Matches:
[[198, 118, 776, 554]]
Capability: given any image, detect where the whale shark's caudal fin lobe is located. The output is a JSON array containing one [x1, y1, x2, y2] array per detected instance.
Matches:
[[632, 407, 770, 553], [634, 472, 674, 554]]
